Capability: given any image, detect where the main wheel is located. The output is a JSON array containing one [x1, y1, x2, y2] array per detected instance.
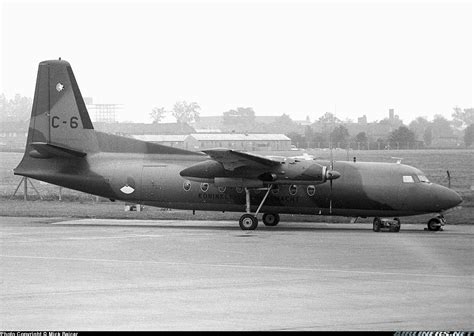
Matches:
[[391, 218, 401, 232], [373, 217, 381, 232], [239, 214, 258, 230], [427, 218, 441, 231], [262, 213, 280, 226]]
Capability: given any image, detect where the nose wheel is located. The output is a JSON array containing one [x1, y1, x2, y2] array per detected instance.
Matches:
[[426, 215, 445, 231]]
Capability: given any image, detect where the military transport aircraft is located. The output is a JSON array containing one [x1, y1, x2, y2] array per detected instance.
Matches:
[[14, 60, 462, 231]]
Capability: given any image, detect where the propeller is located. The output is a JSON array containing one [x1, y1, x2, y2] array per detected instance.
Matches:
[[326, 147, 341, 214], [330, 148, 333, 214]]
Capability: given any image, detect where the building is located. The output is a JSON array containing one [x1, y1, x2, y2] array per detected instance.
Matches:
[[132, 134, 188, 148], [84, 97, 123, 123], [94, 122, 195, 136], [0, 121, 28, 151], [133, 133, 292, 151], [192, 115, 303, 134], [185, 133, 291, 151]]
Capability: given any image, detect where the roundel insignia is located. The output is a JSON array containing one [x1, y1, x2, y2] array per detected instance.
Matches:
[[120, 185, 135, 194], [56, 83, 64, 92], [120, 177, 136, 194]]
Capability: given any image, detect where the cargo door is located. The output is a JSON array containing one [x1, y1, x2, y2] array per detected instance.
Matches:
[[141, 164, 168, 201]]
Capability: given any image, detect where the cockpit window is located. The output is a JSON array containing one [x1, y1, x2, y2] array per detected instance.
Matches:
[[418, 175, 430, 183], [402, 175, 415, 183]]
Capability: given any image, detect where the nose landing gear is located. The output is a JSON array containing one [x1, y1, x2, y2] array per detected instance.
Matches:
[[426, 215, 445, 231]]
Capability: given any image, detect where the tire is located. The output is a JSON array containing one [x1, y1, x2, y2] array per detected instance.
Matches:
[[239, 214, 258, 230], [262, 213, 280, 226], [393, 218, 401, 232], [391, 224, 401, 232], [427, 218, 441, 231], [373, 217, 381, 232]]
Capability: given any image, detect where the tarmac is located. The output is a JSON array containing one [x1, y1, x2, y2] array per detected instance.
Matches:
[[0, 216, 472, 331]]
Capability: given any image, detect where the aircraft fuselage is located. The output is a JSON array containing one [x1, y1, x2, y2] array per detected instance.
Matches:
[[15, 150, 461, 218]]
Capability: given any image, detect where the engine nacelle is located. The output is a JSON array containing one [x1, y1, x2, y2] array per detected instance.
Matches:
[[180, 160, 226, 180], [180, 158, 341, 187]]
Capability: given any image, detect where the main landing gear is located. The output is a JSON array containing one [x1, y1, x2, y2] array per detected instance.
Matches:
[[238, 186, 280, 230], [373, 217, 401, 232]]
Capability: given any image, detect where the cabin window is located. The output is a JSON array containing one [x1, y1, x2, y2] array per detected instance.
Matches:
[[307, 185, 316, 196], [272, 185, 280, 195], [289, 184, 298, 195], [402, 175, 415, 183], [200, 183, 209, 192], [183, 180, 191, 191]]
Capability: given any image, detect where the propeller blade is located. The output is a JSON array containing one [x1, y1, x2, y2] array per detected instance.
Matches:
[[329, 179, 333, 214], [330, 147, 334, 171]]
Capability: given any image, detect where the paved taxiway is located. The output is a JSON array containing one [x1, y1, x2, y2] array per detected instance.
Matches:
[[0, 217, 472, 330]]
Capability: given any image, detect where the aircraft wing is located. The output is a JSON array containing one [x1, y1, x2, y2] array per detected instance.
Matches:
[[202, 148, 282, 171]]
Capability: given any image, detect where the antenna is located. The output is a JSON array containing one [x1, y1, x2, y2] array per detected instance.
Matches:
[[391, 157, 403, 164]]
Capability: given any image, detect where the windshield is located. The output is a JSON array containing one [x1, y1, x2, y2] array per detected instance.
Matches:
[[418, 175, 430, 183]]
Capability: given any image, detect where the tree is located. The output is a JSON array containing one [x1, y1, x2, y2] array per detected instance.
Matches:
[[172, 101, 200, 124], [464, 124, 474, 147], [452, 107, 474, 129], [316, 112, 342, 139], [423, 126, 433, 146], [0, 93, 32, 122], [263, 113, 301, 134], [287, 131, 305, 148], [431, 114, 454, 138], [318, 112, 341, 124], [354, 132, 368, 144], [388, 126, 416, 148], [223, 107, 255, 125], [150, 107, 167, 123], [409, 116, 430, 141], [352, 132, 368, 149], [330, 125, 349, 147], [276, 113, 293, 125]]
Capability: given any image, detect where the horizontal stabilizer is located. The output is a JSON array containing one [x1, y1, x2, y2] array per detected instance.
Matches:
[[29, 142, 87, 159]]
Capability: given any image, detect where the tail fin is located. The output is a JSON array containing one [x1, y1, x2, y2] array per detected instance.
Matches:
[[25, 59, 98, 156]]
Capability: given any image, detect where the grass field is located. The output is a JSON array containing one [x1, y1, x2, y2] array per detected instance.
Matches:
[[1, 149, 473, 224]]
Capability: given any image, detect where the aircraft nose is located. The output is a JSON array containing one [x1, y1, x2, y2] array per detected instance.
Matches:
[[434, 185, 462, 211]]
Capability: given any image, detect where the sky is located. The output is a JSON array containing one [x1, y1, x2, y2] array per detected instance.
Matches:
[[1, 0, 472, 124]]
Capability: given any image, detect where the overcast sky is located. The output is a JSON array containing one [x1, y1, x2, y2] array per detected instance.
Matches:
[[1, 0, 472, 124]]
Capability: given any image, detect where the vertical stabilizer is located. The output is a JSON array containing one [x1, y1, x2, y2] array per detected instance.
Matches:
[[26, 59, 98, 153]]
